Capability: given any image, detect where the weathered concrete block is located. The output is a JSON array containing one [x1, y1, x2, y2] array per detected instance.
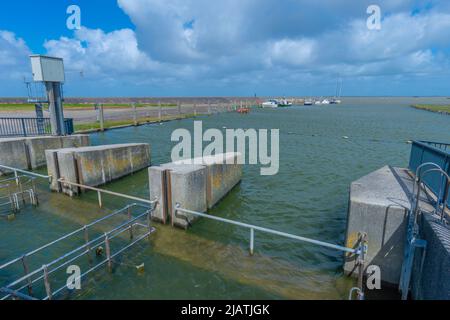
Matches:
[[174, 153, 242, 209], [46, 144, 150, 195], [0, 138, 29, 174], [45, 149, 61, 191], [149, 166, 168, 224], [75, 144, 150, 186], [26, 136, 62, 169], [344, 166, 409, 285], [61, 135, 90, 148], [57, 149, 80, 196], [166, 164, 207, 229]]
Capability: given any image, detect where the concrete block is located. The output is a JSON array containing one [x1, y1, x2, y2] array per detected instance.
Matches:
[[167, 164, 207, 229], [0, 138, 29, 174], [149, 166, 169, 224], [75, 144, 150, 187], [344, 166, 410, 285], [26, 136, 62, 169], [175, 153, 242, 209], [46, 144, 150, 195], [61, 135, 90, 148], [45, 149, 61, 191], [56, 149, 79, 196], [203, 153, 242, 209]]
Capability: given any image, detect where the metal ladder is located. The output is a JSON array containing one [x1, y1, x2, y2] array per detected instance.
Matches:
[[0, 175, 39, 217], [399, 162, 450, 300]]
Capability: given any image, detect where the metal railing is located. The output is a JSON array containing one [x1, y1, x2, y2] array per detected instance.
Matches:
[[0, 203, 156, 300], [409, 141, 450, 209], [175, 205, 368, 299], [0, 175, 38, 216], [0, 118, 74, 137]]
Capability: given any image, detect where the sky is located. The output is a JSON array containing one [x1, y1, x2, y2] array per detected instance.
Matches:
[[1, 0, 450, 97]]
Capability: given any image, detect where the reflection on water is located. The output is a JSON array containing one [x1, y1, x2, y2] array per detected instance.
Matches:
[[2, 97, 450, 299]]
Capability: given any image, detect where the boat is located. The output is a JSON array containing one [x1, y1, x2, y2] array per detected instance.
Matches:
[[314, 100, 322, 105], [321, 99, 330, 105], [262, 100, 279, 108], [277, 99, 293, 107], [330, 79, 343, 104], [304, 99, 313, 106], [237, 108, 250, 114]]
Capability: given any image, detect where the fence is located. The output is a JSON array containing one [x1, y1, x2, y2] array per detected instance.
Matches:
[[0, 118, 74, 137], [409, 140, 450, 207]]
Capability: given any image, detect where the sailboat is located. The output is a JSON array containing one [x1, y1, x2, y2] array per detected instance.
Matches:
[[330, 79, 343, 104]]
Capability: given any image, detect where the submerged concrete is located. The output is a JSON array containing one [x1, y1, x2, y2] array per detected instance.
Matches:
[[0, 135, 90, 174], [47, 143, 151, 195]]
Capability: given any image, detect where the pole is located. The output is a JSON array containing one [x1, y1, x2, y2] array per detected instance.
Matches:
[[45, 82, 65, 136], [132, 103, 138, 126], [159, 101, 162, 122], [99, 104, 104, 132]]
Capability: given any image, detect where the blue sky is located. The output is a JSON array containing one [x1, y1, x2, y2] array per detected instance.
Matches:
[[1, 0, 450, 97]]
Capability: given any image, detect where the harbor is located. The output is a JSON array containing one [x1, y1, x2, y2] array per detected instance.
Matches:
[[1, 97, 449, 300]]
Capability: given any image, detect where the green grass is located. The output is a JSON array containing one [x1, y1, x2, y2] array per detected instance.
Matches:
[[74, 114, 197, 132], [412, 104, 450, 113], [0, 103, 178, 112]]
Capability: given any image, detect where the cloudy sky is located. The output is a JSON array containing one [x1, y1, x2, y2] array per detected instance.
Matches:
[[1, 0, 450, 97]]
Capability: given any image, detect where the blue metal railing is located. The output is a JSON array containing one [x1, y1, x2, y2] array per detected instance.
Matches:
[[409, 141, 450, 207], [0, 118, 74, 137]]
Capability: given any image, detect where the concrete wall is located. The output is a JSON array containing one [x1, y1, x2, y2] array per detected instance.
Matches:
[[149, 153, 242, 228], [0, 135, 90, 174], [412, 213, 450, 300], [47, 143, 151, 195], [0, 138, 30, 174], [344, 166, 410, 285]]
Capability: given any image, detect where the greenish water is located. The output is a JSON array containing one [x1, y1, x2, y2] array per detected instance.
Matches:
[[1, 97, 450, 300]]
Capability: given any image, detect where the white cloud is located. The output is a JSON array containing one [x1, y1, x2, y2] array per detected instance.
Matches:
[[0, 31, 30, 80]]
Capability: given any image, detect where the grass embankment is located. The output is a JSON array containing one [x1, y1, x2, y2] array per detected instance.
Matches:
[[74, 114, 197, 132], [412, 104, 450, 114], [0, 103, 178, 112]]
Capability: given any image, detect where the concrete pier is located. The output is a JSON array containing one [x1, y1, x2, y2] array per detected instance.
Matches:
[[149, 153, 242, 228], [0, 135, 90, 174], [345, 165, 450, 299], [47, 143, 151, 195], [344, 166, 410, 285]]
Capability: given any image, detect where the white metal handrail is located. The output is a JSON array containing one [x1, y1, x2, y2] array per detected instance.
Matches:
[[175, 205, 362, 255]]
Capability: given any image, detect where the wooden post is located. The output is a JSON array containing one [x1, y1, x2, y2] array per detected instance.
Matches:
[[194, 104, 197, 117], [21, 256, 33, 296], [178, 101, 182, 118], [132, 103, 138, 126], [43, 265, 52, 300], [99, 104, 104, 132], [158, 101, 162, 122], [208, 100, 212, 115]]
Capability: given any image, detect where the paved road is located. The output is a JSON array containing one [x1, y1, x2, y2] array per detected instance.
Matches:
[[0, 103, 233, 124]]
